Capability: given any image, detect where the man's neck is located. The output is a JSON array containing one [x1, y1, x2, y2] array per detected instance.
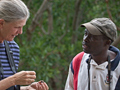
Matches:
[[91, 50, 116, 65]]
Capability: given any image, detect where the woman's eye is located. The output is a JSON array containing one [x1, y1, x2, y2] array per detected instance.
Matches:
[[15, 27, 19, 28]]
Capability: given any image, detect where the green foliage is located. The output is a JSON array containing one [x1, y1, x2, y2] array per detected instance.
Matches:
[[18, 33, 81, 89], [16, 0, 120, 90]]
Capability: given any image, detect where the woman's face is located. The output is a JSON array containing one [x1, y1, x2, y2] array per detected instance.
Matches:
[[0, 19, 27, 43]]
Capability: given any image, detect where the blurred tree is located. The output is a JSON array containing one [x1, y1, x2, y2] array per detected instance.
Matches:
[[16, 0, 120, 90]]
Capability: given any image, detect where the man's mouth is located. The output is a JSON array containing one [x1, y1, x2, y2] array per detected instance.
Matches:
[[82, 42, 89, 49]]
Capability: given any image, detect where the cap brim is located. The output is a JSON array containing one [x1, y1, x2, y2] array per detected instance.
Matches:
[[81, 23, 102, 35]]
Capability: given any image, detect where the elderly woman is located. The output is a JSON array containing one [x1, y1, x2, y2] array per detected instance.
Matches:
[[0, 0, 49, 90]]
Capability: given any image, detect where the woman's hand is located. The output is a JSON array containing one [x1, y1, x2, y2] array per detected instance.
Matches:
[[13, 71, 36, 85], [29, 80, 49, 90]]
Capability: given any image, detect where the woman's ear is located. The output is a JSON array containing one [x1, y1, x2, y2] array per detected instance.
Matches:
[[0, 19, 4, 29]]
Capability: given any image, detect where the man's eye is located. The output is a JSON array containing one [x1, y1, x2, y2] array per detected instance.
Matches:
[[84, 32, 87, 35]]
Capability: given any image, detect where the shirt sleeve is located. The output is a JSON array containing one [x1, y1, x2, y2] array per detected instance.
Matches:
[[64, 64, 74, 90]]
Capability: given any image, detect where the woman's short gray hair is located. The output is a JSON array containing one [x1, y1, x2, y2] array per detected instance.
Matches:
[[0, 0, 30, 22]]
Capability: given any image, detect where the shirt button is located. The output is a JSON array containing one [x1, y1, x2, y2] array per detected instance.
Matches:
[[94, 76, 96, 79]]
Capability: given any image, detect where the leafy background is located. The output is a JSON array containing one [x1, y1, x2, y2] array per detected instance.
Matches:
[[15, 0, 120, 90]]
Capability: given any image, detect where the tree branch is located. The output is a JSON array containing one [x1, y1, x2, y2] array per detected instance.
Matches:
[[27, 0, 51, 40], [105, 0, 120, 46], [71, 0, 82, 44]]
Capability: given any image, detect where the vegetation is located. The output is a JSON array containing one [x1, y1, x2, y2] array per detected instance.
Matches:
[[16, 0, 120, 90]]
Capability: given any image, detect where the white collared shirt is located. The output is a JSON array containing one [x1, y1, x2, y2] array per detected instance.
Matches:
[[65, 53, 120, 90]]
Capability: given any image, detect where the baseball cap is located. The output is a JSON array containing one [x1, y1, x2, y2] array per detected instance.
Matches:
[[81, 18, 117, 41]]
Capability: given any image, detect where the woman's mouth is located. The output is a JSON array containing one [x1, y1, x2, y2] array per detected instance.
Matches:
[[12, 34, 18, 38]]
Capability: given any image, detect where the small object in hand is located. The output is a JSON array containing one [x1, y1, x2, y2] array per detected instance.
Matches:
[[40, 80, 44, 83]]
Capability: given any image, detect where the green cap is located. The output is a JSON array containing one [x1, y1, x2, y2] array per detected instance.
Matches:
[[81, 18, 117, 41]]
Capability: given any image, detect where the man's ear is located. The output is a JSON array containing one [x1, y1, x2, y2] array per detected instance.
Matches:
[[106, 39, 112, 45]]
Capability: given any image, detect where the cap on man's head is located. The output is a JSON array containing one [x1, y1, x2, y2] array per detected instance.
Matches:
[[81, 18, 117, 41]]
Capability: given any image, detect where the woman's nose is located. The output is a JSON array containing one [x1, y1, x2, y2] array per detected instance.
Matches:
[[18, 28, 23, 34]]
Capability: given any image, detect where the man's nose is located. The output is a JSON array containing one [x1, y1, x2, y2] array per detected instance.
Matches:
[[83, 35, 89, 42]]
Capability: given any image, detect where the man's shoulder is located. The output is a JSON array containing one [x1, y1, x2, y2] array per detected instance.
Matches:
[[73, 52, 89, 61]]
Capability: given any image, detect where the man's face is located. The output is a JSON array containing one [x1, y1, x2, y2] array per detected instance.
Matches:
[[0, 19, 27, 43], [82, 29, 107, 55]]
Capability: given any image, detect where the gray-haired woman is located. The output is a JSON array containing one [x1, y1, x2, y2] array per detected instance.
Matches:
[[0, 0, 49, 90]]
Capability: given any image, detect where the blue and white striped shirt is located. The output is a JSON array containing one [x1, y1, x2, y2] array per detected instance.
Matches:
[[0, 40, 19, 79]]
